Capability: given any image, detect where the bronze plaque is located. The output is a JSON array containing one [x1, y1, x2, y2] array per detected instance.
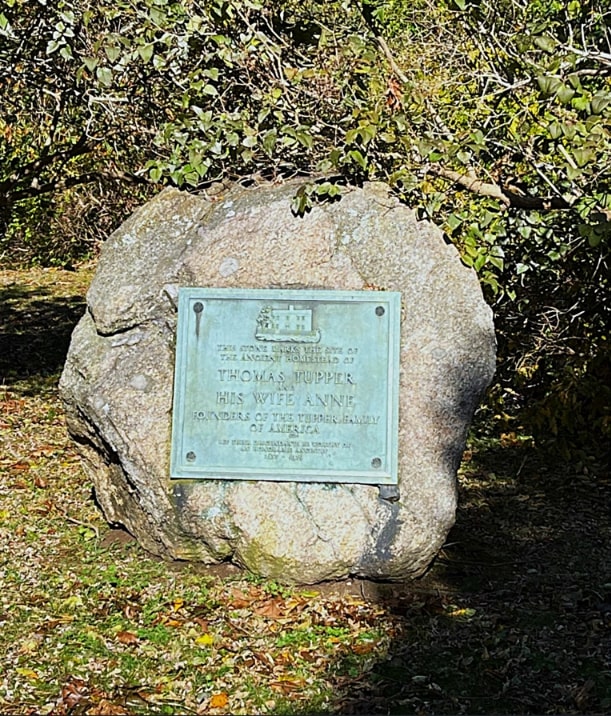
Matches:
[[170, 288, 401, 484]]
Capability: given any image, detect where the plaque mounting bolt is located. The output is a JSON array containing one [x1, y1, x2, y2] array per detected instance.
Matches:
[[186, 451, 196, 462], [193, 302, 204, 338], [371, 457, 382, 468], [375, 306, 385, 316]]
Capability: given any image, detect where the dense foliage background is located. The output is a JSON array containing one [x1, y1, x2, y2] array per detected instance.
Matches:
[[1, 0, 609, 462]]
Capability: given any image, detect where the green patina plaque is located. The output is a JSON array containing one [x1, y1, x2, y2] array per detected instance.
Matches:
[[170, 288, 401, 484]]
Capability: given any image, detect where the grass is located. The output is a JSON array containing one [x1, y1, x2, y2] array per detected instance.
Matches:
[[1, 265, 610, 714]]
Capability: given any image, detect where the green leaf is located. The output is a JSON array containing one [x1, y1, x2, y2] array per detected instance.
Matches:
[[152, 54, 166, 70], [537, 75, 562, 97], [591, 93, 610, 115], [138, 44, 154, 63], [104, 45, 121, 62], [481, 273, 499, 294], [46, 39, 61, 55], [296, 131, 313, 149], [556, 86, 575, 104], [170, 169, 184, 186], [348, 149, 367, 170], [488, 255, 504, 271], [225, 132, 239, 147], [329, 148, 342, 166], [262, 130, 277, 155], [149, 167, 163, 182], [149, 7, 167, 25], [358, 124, 376, 145], [561, 122, 577, 140], [447, 213, 462, 231], [60, 9, 75, 24], [534, 35, 557, 53], [291, 188, 311, 216], [548, 121, 562, 140], [587, 230, 602, 248], [473, 253, 487, 271], [572, 148, 594, 168], [83, 56, 98, 71], [571, 95, 590, 112], [96, 66, 113, 86], [184, 171, 200, 186], [469, 129, 485, 146], [0, 13, 12, 33]]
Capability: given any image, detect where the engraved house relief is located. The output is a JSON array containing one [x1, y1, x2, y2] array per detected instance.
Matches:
[[255, 305, 321, 344]]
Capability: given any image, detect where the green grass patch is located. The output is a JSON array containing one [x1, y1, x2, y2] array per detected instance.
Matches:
[[1, 266, 610, 715]]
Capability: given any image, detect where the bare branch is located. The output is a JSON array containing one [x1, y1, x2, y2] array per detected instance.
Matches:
[[560, 45, 611, 68], [429, 165, 572, 210], [0, 134, 92, 194], [429, 165, 511, 208], [0, 168, 149, 207]]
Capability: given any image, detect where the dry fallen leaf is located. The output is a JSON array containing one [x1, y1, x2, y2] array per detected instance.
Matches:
[[87, 698, 129, 715], [270, 678, 306, 694], [16, 667, 40, 681], [253, 650, 275, 668], [195, 633, 214, 646], [164, 617, 183, 628], [60, 677, 88, 708], [253, 597, 284, 619], [228, 589, 253, 609], [352, 642, 375, 655], [209, 692, 229, 709], [116, 630, 139, 645]]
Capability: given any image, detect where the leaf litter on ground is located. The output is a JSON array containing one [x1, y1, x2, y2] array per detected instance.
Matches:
[[1, 267, 610, 715]]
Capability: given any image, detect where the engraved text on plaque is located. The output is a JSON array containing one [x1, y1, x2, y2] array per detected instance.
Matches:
[[170, 289, 401, 484]]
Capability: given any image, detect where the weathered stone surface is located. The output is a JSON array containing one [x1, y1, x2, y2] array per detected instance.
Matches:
[[60, 180, 496, 584]]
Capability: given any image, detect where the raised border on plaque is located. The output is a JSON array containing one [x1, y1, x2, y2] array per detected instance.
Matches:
[[170, 288, 401, 484]]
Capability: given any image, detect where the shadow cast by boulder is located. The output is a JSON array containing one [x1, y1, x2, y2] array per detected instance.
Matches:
[[0, 282, 86, 393], [312, 443, 611, 715]]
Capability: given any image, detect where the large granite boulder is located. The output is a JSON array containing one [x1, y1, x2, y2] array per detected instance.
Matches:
[[60, 180, 495, 584]]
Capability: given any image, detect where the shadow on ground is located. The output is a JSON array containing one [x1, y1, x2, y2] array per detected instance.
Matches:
[[0, 279, 86, 393], [320, 444, 611, 715], [3, 268, 609, 714]]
